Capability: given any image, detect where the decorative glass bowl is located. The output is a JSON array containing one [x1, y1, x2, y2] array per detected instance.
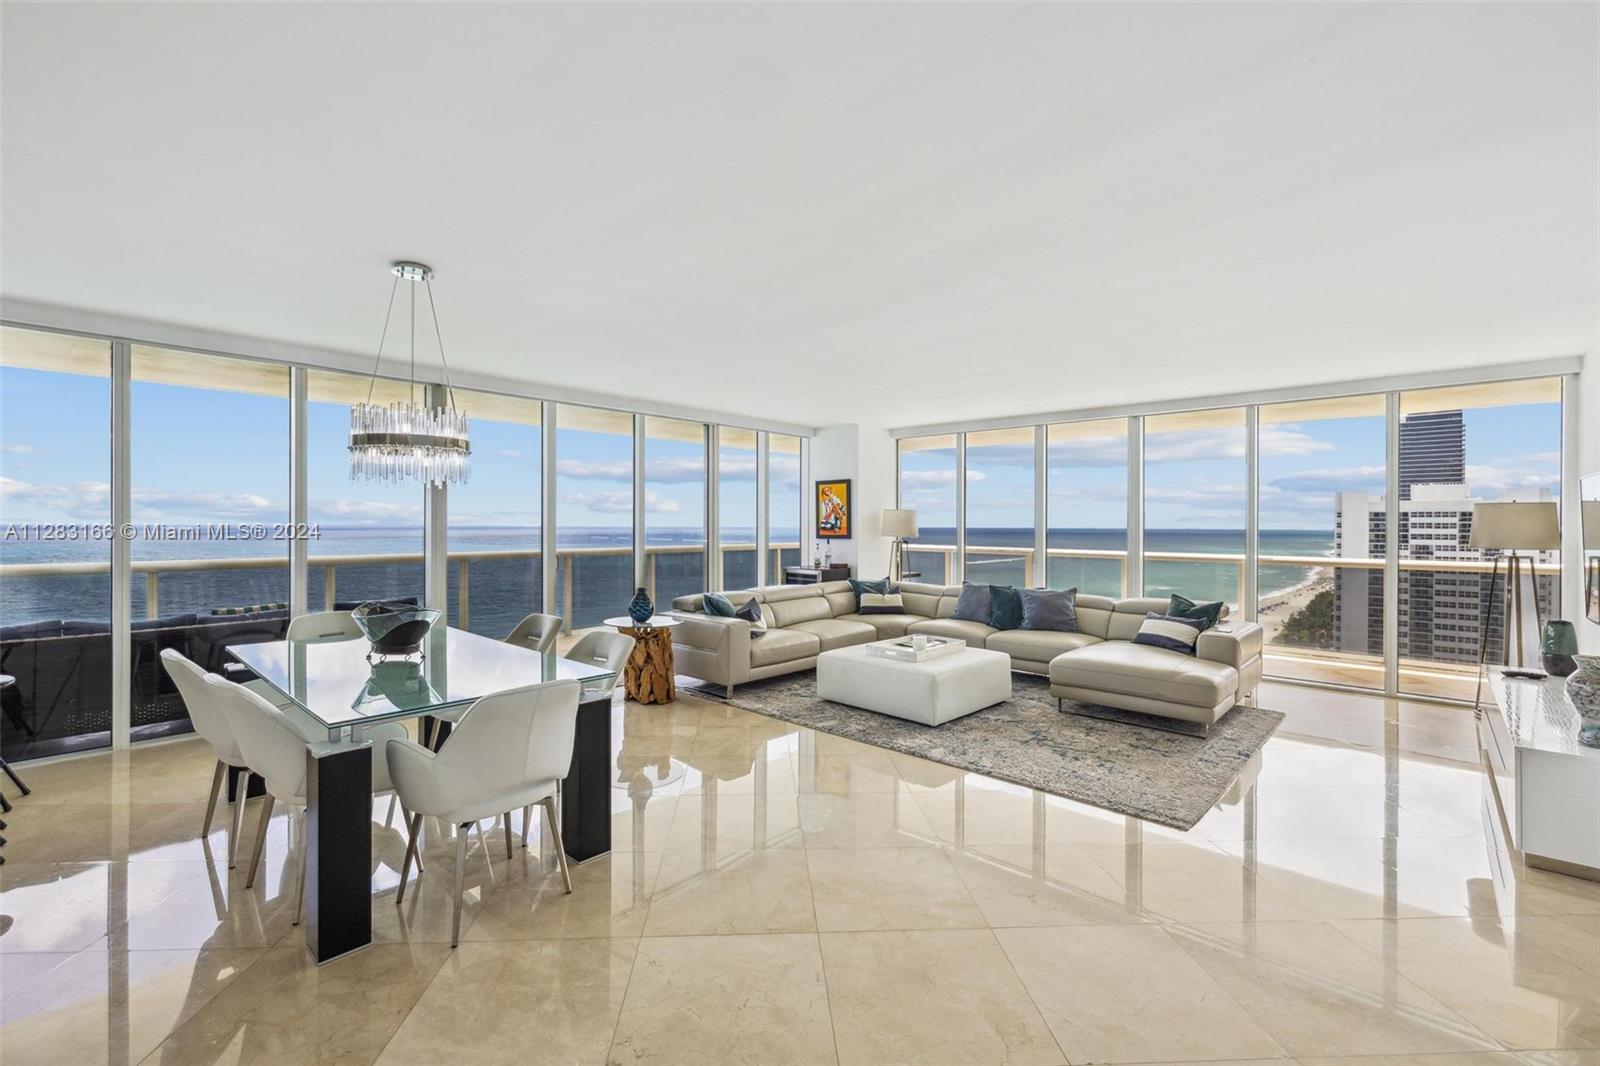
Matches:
[[351, 601, 441, 657]]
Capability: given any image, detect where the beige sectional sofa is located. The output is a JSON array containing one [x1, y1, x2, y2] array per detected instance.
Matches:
[[668, 580, 1263, 730]]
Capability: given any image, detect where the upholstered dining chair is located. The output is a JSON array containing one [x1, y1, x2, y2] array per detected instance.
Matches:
[[286, 610, 363, 643], [203, 674, 411, 921], [562, 630, 635, 699], [161, 649, 254, 868], [387, 679, 581, 946], [504, 612, 562, 655]]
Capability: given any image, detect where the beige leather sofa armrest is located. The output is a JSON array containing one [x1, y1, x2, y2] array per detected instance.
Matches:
[[1196, 621, 1263, 669], [666, 610, 753, 685]]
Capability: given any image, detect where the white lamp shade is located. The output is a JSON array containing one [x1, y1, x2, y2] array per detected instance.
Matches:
[[1584, 499, 1600, 551], [1468, 501, 1561, 551], [881, 509, 919, 538]]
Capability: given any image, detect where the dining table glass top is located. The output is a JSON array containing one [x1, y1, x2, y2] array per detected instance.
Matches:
[[229, 625, 615, 738]]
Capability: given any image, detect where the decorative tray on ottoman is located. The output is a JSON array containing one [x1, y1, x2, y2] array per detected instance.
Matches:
[[865, 635, 966, 663]]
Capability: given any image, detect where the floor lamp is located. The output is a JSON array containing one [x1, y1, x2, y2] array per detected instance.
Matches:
[[1468, 500, 1561, 713], [882, 509, 918, 584]]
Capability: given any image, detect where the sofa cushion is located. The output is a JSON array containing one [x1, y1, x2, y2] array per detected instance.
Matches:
[[907, 617, 997, 644], [767, 593, 833, 628], [1020, 587, 1077, 632], [1131, 612, 1207, 654], [848, 576, 890, 608], [835, 612, 923, 639], [750, 628, 821, 668], [898, 582, 946, 618], [985, 628, 1100, 664], [988, 585, 1023, 630], [1074, 594, 1117, 639], [1106, 597, 1172, 641], [788, 618, 878, 652], [1049, 641, 1238, 708], [703, 592, 737, 617], [952, 583, 991, 623]]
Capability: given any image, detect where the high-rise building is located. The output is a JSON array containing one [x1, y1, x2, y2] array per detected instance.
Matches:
[[1397, 410, 1465, 500]]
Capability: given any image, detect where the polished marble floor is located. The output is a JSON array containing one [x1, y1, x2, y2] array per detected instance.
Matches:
[[1, 680, 1598, 1065]]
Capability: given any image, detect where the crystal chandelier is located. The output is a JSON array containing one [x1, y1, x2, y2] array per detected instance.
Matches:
[[348, 261, 470, 486]]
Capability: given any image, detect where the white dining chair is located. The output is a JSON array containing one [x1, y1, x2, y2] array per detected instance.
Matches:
[[387, 679, 581, 946], [287, 610, 363, 643], [562, 630, 635, 698], [160, 649, 254, 868], [203, 674, 411, 921], [504, 612, 562, 655]]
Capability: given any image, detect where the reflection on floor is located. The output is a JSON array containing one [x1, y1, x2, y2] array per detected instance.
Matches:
[[1, 680, 1597, 1065]]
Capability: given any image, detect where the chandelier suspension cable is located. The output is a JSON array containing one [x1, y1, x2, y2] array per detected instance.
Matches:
[[423, 277, 458, 413], [363, 274, 401, 405]]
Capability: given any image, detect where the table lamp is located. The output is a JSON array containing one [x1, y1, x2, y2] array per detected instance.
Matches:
[[1468, 500, 1561, 706], [881, 509, 918, 583]]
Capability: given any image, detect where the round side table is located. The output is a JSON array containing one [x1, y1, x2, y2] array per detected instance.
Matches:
[[601, 616, 682, 705]]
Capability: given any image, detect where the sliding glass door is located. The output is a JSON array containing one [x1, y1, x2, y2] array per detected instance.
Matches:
[[1143, 408, 1248, 611], [897, 434, 959, 584], [555, 405, 635, 631], [645, 416, 707, 606], [1047, 418, 1129, 596]]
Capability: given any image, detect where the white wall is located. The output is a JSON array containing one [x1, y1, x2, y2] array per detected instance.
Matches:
[[805, 423, 898, 579], [1579, 352, 1600, 652]]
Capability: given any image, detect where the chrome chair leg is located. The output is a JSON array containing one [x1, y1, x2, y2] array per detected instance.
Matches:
[[396, 812, 421, 906], [244, 795, 275, 889], [541, 796, 572, 893], [503, 812, 513, 859], [385, 793, 397, 828], [522, 804, 535, 849], [450, 822, 469, 947], [201, 760, 225, 836], [293, 810, 308, 925], [228, 768, 250, 869]]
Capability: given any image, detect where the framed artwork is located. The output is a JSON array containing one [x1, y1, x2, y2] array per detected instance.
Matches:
[[815, 478, 852, 539]]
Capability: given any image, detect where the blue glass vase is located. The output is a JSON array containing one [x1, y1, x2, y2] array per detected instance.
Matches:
[[628, 586, 654, 625]]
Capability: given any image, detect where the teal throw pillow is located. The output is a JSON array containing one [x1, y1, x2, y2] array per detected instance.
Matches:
[[848, 577, 891, 611], [703, 592, 737, 617], [988, 585, 1023, 630], [1169, 593, 1224, 631]]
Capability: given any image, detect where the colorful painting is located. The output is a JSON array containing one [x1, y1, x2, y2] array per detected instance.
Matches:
[[816, 479, 851, 539]]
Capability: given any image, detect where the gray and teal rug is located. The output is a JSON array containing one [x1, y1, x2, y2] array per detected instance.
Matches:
[[701, 673, 1283, 830]]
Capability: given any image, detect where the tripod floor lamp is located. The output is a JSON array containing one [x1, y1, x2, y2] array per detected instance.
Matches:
[[1469, 500, 1561, 713], [882, 509, 919, 584]]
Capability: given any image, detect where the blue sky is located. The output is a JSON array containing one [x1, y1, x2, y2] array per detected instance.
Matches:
[[0, 367, 803, 542]]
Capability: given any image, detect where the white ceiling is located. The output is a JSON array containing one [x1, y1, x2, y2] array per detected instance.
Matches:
[[3, 2, 1595, 431]]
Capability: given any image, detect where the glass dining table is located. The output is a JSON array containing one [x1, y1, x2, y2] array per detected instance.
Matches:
[[229, 625, 618, 965]]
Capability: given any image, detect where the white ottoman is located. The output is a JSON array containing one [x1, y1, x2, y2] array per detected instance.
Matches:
[[816, 644, 1012, 726]]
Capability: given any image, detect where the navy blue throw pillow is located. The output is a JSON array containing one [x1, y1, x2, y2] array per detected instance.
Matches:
[[734, 596, 766, 635], [1020, 587, 1078, 632], [952, 582, 992, 623], [988, 586, 1024, 630], [1132, 612, 1207, 654]]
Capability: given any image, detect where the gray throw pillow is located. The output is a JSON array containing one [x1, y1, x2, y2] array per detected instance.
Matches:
[[1020, 587, 1078, 632], [703, 592, 736, 617], [952, 582, 992, 623], [734, 596, 766, 635]]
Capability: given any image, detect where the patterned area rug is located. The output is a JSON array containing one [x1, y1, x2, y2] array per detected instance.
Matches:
[[701, 672, 1284, 830]]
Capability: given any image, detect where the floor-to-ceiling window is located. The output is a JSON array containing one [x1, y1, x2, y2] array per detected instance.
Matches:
[[1257, 395, 1387, 691], [1396, 379, 1563, 701], [555, 404, 634, 631], [717, 427, 757, 589], [306, 369, 424, 610], [768, 433, 803, 576], [897, 434, 959, 584], [964, 428, 1036, 588], [1143, 408, 1248, 610], [131, 346, 290, 736], [1046, 418, 1129, 596], [645, 416, 706, 605], [445, 388, 541, 638], [0, 327, 113, 759]]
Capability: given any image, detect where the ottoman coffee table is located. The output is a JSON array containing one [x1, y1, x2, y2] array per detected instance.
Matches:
[[816, 642, 1012, 726]]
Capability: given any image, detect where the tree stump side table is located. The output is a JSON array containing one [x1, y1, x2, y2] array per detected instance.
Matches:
[[601, 616, 682, 705]]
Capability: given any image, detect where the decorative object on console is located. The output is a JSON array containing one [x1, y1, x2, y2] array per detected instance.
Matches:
[[350, 600, 442, 658], [628, 586, 655, 625], [733, 597, 766, 635], [1541, 620, 1579, 677], [1582, 474, 1600, 625], [1569, 655, 1600, 748], [702, 592, 736, 617], [881, 508, 918, 582], [815, 479, 852, 538], [952, 582, 992, 623], [1469, 500, 1562, 712], [988, 585, 1024, 630], [347, 261, 471, 487], [1020, 587, 1077, 632], [1169, 593, 1224, 631], [1131, 612, 1206, 654], [784, 565, 851, 585]]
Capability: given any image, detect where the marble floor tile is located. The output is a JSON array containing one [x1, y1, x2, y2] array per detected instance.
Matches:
[[662, 791, 804, 853], [147, 943, 449, 1064], [944, 843, 1148, 927], [0, 861, 205, 954], [1079, 838, 1321, 924], [806, 846, 984, 931], [0, 944, 263, 1066], [797, 791, 939, 849], [375, 938, 637, 1065], [1166, 920, 1502, 1058], [462, 851, 661, 942], [795, 750, 903, 794], [608, 933, 836, 1065], [820, 928, 1064, 1064], [1332, 916, 1600, 1051], [995, 924, 1288, 1064], [645, 848, 816, 935]]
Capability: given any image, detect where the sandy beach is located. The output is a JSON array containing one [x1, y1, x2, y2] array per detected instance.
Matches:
[[1257, 568, 1333, 643]]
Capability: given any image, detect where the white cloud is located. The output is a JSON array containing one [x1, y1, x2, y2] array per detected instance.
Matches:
[[555, 458, 631, 481], [2, 443, 35, 454], [1266, 465, 1386, 493], [646, 457, 707, 483], [1, 477, 283, 522], [0, 475, 111, 519], [560, 489, 683, 515], [313, 498, 423, 523], [899, 468, 982, 488], [495, 448, 523, 459]]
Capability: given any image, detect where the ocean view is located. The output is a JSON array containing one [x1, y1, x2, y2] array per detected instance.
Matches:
[[1, 524, 1335, 635]]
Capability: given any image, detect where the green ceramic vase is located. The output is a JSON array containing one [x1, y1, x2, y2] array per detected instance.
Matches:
[[1541, 619, 1579, 677]]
